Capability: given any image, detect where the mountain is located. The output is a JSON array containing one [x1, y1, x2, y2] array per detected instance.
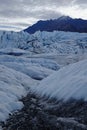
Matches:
[[24, 16, 87, 34]]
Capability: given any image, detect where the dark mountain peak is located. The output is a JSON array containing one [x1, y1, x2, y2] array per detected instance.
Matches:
[[24, 16, 87, 34]]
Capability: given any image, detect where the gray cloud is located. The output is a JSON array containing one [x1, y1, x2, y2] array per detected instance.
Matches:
[[0, 0, 87, 31], [0, 0, 67, 18], [75, 0, 87, 4], [74, 0, 87, 8]]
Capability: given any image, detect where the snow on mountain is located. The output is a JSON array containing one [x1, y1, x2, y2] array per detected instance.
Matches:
[[31, 59, 87, 101], [0, 64, 38, 121]]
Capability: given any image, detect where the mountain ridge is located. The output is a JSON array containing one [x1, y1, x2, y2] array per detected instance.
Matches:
[[24, 16, 87, 34]]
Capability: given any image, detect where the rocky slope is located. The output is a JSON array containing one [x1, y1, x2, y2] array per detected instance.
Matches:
[[2, 93, 87, 130], [24, 16, 87, 34]]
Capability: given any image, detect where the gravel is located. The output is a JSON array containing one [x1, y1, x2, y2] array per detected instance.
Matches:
[[1, 92, 87, 130]]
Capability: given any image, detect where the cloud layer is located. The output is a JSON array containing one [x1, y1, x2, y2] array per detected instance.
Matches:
[[0, 0, 87, 31]]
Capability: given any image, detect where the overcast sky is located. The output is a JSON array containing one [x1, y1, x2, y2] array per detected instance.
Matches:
[[0, 0, 87, 31]]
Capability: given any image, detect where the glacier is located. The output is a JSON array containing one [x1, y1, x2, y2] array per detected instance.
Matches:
[[0, 30, 87, 128], [0, 64, 38, 121], [31, 59, 87, 101], [0, 30, 87, 54]]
